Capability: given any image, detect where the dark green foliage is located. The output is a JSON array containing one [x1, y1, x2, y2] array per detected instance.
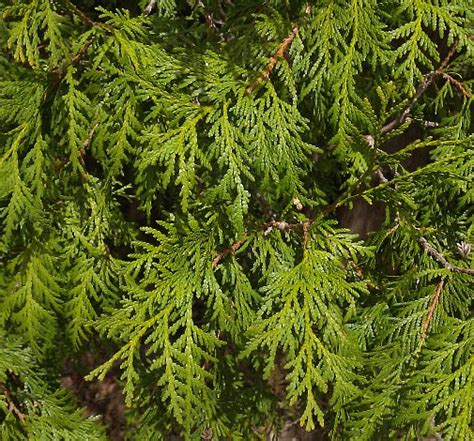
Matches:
[[0, 332, 105, 439], [0, 0, 473, 439]]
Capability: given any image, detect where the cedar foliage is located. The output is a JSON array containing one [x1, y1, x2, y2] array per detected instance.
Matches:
[[0, 0, 473, 439]]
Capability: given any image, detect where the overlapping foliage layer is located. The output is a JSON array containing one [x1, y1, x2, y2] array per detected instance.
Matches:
[[0, 1, 473, 439]]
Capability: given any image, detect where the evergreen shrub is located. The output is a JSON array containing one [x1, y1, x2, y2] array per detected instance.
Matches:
[[0, 1, 473, 439]]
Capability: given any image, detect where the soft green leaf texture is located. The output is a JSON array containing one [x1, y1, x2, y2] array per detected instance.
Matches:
[[0, 1, 472, 439]]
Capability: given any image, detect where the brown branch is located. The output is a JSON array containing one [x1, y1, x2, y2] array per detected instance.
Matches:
[[420, 278, 445, 345], [302, 221, 309, 247], [261, 219, 308, 234], [80, 122, 99, 156], [341, 44, 462, 219], [41, 39, 95, 115], [245, 25, 299, 95], [380, 72, 436, 134], [212, 237, 248, 268], [381, 42, 459, 135], [68, 40, 94, 67], [212, 42, 467, 268], [211, 219, 312, 268], [375, 168, 389, 183], [78, 122, 100, 178], [0, 384, 26, 423], [439, 42, 458, 70], [440, 72, 471, 99], [65, 1, 106, 29], [418, 237, 474, 276], [50, 39, 93, 79], [61, 2, 114, 36], [144, 0, 158, 16], [75, 10, 96, 27]]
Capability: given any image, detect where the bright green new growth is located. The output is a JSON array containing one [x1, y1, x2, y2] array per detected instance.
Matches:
[[0, 0, 473, 439]]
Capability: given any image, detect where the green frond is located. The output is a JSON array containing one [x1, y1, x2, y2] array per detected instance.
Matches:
[[0, 332, 105, 440], [0, 241, 61, 355], [0, 1, 472, 438]]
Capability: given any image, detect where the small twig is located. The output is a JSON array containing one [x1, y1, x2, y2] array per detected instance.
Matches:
[[381, 71, 437, 135], [245, 25, 299, 95], [50, 39, 93, 78], [43, 39, 94, 107], [376, 169, 389, 183], [213, 42, 466, 268], [381, 42, 459, 135], [41, 39, 95, 126], [418, 237, 474, 276], [1, 384, 26, 423], [212, 219, 312, 268], [439, 42, 458, 70], [385, 212, 401, 238], [66, 1, 99, 27], [213, 148, 469, 267], [212, 238, 247, 268], [144, 0, 158, 16], [302, 221, 309, 248], [212, 189, 474, 269], [440, 72, 471, 99], [70, 40, 93, 64], [80, 122, 99, 156], [262, 219, 306, 233], [77, 121, 99, 178], [63, 1, 113, 34], [420, 278, 445, 345], [352, 45, 461, 215]]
